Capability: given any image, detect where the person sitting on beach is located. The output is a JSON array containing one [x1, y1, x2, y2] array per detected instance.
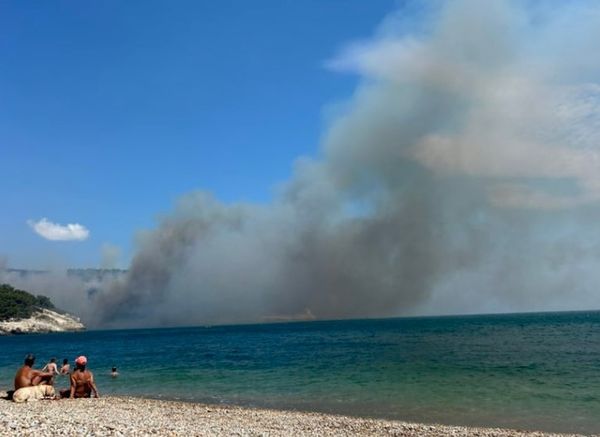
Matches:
[[60, 358, 70, 375], [111, 367, 119, 377], [14, 354, 55, 391], [61, 356, 99, 398]]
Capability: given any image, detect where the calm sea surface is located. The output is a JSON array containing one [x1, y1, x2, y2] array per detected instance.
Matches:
[[1, 312, 599, 434]]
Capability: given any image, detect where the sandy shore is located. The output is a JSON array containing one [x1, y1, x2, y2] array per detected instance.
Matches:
[[0, 396, 590, 437]]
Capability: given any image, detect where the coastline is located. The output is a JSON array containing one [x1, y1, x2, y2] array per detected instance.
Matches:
[[0, 396, 588, 436], [0, 309, 85, 335]]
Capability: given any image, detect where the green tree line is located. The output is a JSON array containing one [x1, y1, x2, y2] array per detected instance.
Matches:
[[0, 283, 55, 321]]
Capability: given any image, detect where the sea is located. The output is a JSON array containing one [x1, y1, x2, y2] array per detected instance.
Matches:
[[1, 311, 599, 434]]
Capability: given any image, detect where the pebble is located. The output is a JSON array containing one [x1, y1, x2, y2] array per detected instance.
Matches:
[[0, 396, 590, 436]]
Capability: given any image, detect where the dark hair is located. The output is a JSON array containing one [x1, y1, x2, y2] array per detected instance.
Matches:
[[24, 354, 35, 366], [63, 358, 69, 365], [50, 357, 56, 363], [112, 367, 117, 372]]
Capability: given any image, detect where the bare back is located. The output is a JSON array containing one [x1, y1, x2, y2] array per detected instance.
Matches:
[[43, 362, 58, 374], [15, 365, 54, 390], [14, 366, 34, 390], [70, 368, 98, 398]]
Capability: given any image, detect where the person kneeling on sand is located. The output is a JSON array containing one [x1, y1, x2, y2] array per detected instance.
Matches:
[[14, 354, 55, 391], [59, 356, 99, 399]]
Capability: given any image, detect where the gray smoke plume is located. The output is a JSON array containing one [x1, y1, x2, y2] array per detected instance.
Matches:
[[62, 0, 600, 327], [0, 266, 105, 321], [100, 243, 122, 269]]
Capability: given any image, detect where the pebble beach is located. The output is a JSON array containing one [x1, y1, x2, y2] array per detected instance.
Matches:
[[0, 396, 590, 437]]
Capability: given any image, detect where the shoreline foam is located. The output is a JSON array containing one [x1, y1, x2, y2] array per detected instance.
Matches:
[[0, 396, 589, 436]]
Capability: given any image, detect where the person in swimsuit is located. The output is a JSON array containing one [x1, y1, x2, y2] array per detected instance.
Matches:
[[41, 357, 60, 385], [13, 354, 54, 391], [67, 356, 99, 398], [59, 358, 70, 375]]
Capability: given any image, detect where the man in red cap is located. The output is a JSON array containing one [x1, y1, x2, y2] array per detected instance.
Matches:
[[66, 356, 99, 398]]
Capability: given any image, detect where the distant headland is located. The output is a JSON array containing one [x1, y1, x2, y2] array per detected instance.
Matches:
[[0, 283, 85, 335], [5, 268, 127, 280]]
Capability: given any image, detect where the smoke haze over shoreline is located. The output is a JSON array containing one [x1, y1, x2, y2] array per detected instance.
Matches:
[[5, 0, 600, 328]]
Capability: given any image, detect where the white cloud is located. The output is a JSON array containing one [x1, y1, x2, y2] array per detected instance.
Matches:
[[27, 218, 90, 241]]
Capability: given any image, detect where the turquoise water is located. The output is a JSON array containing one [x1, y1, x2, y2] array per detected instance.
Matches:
[[1, 312, 600, 434]]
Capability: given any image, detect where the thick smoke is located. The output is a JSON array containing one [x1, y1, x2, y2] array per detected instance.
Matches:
[[0, 267, 106, 322], [100, 243, 122, 269], [47, 0, 600, 327]]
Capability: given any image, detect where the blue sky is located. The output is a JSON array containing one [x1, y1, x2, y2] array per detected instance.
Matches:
[[1, 0, 397, 268], [5, 0, 600, 321]]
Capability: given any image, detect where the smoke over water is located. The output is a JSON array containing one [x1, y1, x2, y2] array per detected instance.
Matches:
[[7, 0, 600, 328]]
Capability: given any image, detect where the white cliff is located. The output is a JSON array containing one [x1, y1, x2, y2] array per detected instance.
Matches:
[[0, 308, 85, 335]]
